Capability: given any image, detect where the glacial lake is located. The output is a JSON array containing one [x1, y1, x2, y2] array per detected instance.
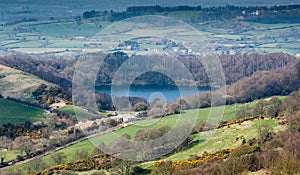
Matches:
[[96, 85, 211, 102]]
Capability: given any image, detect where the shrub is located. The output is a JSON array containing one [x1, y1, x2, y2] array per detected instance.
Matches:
[[16, 155, 23, 161], [235, 105, 253, 119], [284, 133, 300, 159], [0, 168, 24, 175], [288, 112, 300, 133], [151, 160, 174, 175], [282, 90, 300, 115], [191, 158, 222, 175], [252, 100, 267, 116], [176, 97, 191, 110], [131, 166, 151, 175], [195, 121, 215, 132], [134, 128, 162, 141], [133, 102, 149, 111], [136, 111, 147, 118], [148, 100, 166, 118], [50, 152, 67, 165], [74, 149, 89, 161], [121, 133, 131, 140], [165, 103, 181, 115], [27, 157, 48, 174], [271, 151, 300, 175], [266, 97, 282, 118], [106, 119, 118, 128], [257, 124, 273, 143], [257, 149, 279, 169], [220, 149, 250, 175]]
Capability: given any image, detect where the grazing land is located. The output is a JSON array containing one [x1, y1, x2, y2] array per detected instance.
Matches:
[[7, 98, 279, 170], [0, 98, 46, 125], [0, 3, 299, 175], [1, 9, 300, 56]]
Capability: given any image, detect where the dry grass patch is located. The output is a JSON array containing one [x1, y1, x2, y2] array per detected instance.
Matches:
[[0, 64, 49, 102]]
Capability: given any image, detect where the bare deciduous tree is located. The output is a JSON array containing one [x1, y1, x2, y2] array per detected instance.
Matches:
[[13, 136, 34, 156]]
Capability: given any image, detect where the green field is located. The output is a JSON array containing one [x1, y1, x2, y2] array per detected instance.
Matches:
[[0, 98, 46, 125], [0, 12, 299, 56], [140, 118, 283, 168], [166, 118, 282, 161], [8, 99, 268, 170], [59, 105, 97, 120]]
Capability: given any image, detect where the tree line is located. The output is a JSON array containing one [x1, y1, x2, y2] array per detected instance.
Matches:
[[177, 60, 300, 109], [0, 52, 296, 111], [0, 52, 295, 90], [81, 4, 300, 23]]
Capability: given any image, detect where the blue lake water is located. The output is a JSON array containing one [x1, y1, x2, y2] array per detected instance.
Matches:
[[96, 85, 210, 102]]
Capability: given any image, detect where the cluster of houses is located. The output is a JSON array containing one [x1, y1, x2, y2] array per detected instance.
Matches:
[[75, 112, 138, 130], [108, 38, 195, 56]]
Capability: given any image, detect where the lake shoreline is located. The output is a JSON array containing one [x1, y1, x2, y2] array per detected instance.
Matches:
[[95, 84, 214, 102]]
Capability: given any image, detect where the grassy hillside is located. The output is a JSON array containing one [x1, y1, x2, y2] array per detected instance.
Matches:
[[0, 98, 46, 125], [138, 118, 283, 169], [0, 64, 49, 102], [9, 99, 275, 170], [9, 114, 284, 173], [162, 119, 282, 161]]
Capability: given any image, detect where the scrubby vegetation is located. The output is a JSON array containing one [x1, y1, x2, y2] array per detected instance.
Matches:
[[177, 60, 300, 110], [0, 53, 296, 90], [0, 53, 297, 113], [149, 90, 300, 175], [1, 91, 295, 174], [0, 3, 299, 175], [32, 83, 69, 106]]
